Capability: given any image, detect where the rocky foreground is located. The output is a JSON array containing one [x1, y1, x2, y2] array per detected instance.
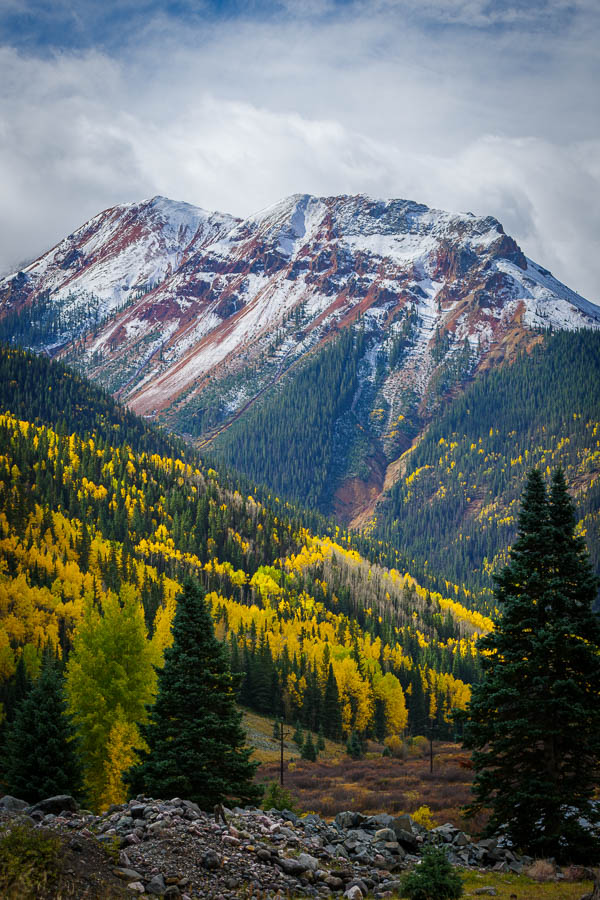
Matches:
[[0, 793, 535, 898]]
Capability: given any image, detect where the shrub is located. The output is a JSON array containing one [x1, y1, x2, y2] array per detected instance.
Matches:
[[412, 805, 437, 830], [384, 734, 408, 759], [0, 822, 62, 899], [410, 736, 430, 757], [262, 781, 301, 814], [400, 844, 463, 900], [525, 859, 557, 881]]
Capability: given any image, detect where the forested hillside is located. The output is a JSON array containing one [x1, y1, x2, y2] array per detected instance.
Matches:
[[212, 328, 366, 512], [0, 346, 178, 458], [372, 330, 600, 601], [0, 345, 479, 809]]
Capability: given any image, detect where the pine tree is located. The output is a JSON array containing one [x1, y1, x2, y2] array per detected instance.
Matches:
[[316, 725, 325, 752], [323, 663, 343, 741], [292, 720, 304, 750], [463, 469, 600, 862], [2, 651, 81, 803], [126, 579, 262, 809], [346, 731, 363, 759], [301, 732, 317, 761], [400, 844, 463, 900]]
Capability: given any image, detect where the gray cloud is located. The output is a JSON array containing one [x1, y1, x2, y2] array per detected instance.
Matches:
[[0, 1, 599, 300]]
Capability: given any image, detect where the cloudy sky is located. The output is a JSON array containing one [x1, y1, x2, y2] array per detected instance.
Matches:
[[1, 0, 599, 300]]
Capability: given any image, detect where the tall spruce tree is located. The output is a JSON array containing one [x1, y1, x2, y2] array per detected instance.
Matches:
[[323, 663, 343, 741], [126, 579, 262, 809], [2, 651, 81, 803], [463, 468, 600, 862]]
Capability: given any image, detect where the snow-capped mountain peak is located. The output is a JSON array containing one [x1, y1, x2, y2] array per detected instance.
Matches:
[[1, 192, 598, 440]]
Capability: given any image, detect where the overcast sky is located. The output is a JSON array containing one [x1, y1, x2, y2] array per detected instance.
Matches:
[[1, 0, 599, 300]]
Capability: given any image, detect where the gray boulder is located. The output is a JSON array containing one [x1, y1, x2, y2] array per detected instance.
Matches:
[[27, 795, 78, 815], [146, 874, 166, 895], [0, 795, 28, 811], [297, 852, 319, 872], [276, 856, 308, 876]]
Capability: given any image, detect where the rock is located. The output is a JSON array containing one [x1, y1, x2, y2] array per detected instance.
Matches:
[[146, 874, 166, 895], [114, 867, 145, 881], [200, 849, 221, 870], [473, 889, 498, 896], [368, 814, 394, 829], [380, 880, 402, 892], [28, 794, 78, 814], [221, 834, 240, 846], [336, 811, 360, 829], [181, 800, 202, 814], [390, 823, 419, 851], [125, 833, 142, 846], [373, 828, 396, 843], [302, 814, 323, 826], [297, 852, 320, 871], [477, 838, 498, 850], [344, 887, 364, 900], [391, 814, 415, 835], [277, 856, 308, 876], [431, 823, 457, 842], [164, 888, 181, 898], [127, 882, 145, 894], [0, 795, 28, 811], [280, 809, 298, 824], [383, 841, 404, 857], [130, 804, 146, 819], [453, 831, 471, 847]]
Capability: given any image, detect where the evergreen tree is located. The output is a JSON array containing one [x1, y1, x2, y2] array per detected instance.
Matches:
[[292, 720, 304, 750], [126, 579, 262, 809], [316, 725, 325, 752], [323, 663, 343, 741], [346, 731, 363, 759], [301, 732, 317, 761], [400, 844, 463, 900], [2, 652, 81, 803], [463, 469, 600, 862]]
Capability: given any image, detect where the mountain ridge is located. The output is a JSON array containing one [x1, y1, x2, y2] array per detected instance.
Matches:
[[1, 192, 599, 528]]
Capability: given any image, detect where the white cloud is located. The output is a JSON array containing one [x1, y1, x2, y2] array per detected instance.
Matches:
[[0, 1, 599, 300]]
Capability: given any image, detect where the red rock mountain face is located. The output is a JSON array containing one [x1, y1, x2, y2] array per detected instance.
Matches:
[[2, 192, 599, 517]]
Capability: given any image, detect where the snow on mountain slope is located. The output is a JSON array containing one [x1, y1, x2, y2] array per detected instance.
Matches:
[[0, 196, 238, 342], [1, 193, 599, 455]]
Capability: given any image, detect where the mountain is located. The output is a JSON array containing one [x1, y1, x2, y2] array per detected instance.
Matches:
[[1, 193, 599, 584], [369, 329, 600, 602]]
